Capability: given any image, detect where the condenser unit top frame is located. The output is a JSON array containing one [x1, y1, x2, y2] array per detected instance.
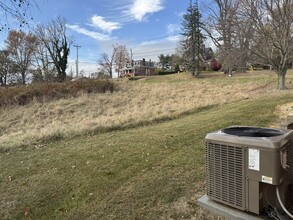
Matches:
[[205, 126, 293, 152]]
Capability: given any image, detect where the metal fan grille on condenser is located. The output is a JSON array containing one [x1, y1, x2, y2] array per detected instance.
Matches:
[[205, 142, 246, 210], [222, 127, 284, 137]]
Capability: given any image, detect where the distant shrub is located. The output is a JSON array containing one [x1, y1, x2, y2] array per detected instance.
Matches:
[[0, 79, 115, 108], [211, 59, 222, 71]]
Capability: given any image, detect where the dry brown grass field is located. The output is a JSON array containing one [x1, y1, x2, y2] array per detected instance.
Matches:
[[0, 70, 291, 150]]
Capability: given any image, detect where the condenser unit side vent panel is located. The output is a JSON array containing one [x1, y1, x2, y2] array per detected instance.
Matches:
[[206, 142, 246, 211], [286, 141, 293, 183]]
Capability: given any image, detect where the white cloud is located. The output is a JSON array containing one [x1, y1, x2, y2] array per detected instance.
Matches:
[[137, 35, 180, 46], [67, 61, 98, 77], [91, 15, 121, 33], [127, 0, 164, 21], [67, 24, 113, 41], [166, 35, 181, 42], [167, 24, 180, 34], [175, 11, 185, 18], [131, 35, 181, 61], [139, 39, 162, 46]]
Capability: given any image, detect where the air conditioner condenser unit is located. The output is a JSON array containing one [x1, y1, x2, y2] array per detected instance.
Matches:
[[205, 126, 293, 218]]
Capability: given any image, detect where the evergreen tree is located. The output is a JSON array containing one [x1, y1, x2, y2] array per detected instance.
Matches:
[[181, 0, 204, 77]]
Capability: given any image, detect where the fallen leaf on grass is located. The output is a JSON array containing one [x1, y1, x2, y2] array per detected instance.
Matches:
[[22, 207, 29, 216], [59, 207, 67, 212]]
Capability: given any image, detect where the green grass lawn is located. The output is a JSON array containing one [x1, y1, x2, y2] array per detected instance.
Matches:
[[1, 91, 293, 219]]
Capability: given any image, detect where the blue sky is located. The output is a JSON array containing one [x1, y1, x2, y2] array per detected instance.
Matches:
[[1, 0, 200, 76]]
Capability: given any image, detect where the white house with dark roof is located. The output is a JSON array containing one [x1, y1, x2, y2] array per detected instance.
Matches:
[[120, 58, 156, 77]]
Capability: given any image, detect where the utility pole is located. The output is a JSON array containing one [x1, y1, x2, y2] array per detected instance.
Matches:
[[130, 49, 134, 77], [73, 44, 81, 77], [130, 49, 133, 65]]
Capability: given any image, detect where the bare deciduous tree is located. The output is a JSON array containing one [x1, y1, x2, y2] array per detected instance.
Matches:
[[240, 0, 293, 90], [98, 46, 118, 78], [205, 0, 293, 89], [204, 0, 240, 76], [35, 17, 71, 82], [173, 44, 185, 70], [33, 40, 56, 82], [0, 0, 37, 31], [98, 53, 115, 78], [5, 30, 38, 84], [114, 45, 129, 78]]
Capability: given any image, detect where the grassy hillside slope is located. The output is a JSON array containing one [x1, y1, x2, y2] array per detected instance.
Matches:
[[1, 71, 293, 219], [0, 71, 289, 150]]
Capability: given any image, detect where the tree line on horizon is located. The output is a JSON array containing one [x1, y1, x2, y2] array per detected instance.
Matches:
[[1, 0, 293, 90], [0, 16, 71, 86], [98, 0, 293, 90]]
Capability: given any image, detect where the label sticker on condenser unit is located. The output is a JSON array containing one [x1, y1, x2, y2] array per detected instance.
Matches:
[[248, 148, 260, 171], [262, 175, 273, 184]]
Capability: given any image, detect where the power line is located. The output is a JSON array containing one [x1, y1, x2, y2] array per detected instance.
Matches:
[[69, 61, 97, 64], [133, 48, 176, 55]]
